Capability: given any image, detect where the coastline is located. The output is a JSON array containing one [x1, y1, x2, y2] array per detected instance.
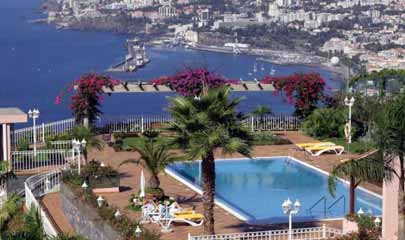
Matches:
[[165, 43, 347, 83]]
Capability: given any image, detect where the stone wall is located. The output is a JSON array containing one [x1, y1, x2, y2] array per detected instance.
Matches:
[[60, 183, 122, 240]]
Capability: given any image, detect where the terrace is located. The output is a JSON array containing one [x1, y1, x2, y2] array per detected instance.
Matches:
[[30, 129, 379, 240], [2, 70, 402, 240]]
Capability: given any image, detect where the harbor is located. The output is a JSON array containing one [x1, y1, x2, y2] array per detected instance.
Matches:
[[107, 38, 150, 72]]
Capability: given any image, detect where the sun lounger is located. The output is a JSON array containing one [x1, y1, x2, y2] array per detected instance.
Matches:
[[296, 142, 336, 150], [157, 213, 204, 232], [169, 202, 194, 215], [304, 145, 345, 156]]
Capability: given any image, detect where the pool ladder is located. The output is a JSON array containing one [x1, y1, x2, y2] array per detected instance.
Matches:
[[306, 195, 346, 218]]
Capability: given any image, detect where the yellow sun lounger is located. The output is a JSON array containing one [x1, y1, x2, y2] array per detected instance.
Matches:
[[304, 145, 345, 156], [173, 209, 195, 216], [296, 142, 336, 150], [157, 213, 204, 232], [174, 213, 204, 221]]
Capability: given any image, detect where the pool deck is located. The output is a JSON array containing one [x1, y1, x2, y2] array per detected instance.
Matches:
[[42, 131, 381, 239]]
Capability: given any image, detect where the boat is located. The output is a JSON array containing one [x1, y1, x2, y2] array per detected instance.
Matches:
[[270, 67, 276, 75], [253, 62, 258, 73]]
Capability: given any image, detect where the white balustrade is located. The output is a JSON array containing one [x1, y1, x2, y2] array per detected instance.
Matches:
[[9, 115, 301, 148], [11, 149, 75, 172], [98, 115, 301, 133], [25, 170, 61, 237], [11, 118, 75, 146], [188, 226, 342, 240]]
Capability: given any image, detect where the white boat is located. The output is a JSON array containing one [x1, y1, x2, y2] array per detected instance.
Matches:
[[270, 67, 276, 75]]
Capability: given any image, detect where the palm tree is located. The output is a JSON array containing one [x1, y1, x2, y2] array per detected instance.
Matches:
[[0, 193, 21, 236], [167, 86, 253, 234], [372, 91, 405, 240], [328, 154, 385, 215], [120, 138, 179, 189], [251, 105, 272, 131]]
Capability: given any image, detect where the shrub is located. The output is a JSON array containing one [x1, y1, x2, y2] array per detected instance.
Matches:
[[145, 187, 165, 200], [302, 108, 346, 139], [62, 167, 161, 240], [253, 132, 291, 145], [16, 139, 30, 151]]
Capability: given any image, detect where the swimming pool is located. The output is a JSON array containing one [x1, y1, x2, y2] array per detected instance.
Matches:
[[166, 157, 382, 224]]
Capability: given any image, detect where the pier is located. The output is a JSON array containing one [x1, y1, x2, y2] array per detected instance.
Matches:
[[107, 38, 150, 72]]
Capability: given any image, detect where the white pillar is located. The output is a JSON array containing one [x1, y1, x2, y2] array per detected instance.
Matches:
[[322, 224, 326, 238], [2, 124, 7, 161], [42, 123, 45, 143], [33, 117, 37, 156], [382, 157, 400, 240], [141, 116, 144, 133]]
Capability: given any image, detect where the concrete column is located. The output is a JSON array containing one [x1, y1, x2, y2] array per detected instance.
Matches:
[[6, 124, 11, 161], [382, 157, 400, 240], [2, 124, 7, 161]]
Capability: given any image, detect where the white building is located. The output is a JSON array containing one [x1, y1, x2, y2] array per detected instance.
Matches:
[[159, 3, 176, 17]]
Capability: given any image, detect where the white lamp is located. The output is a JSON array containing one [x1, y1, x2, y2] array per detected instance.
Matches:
[[374, 217, 381, 227], [135, 225, 142, 237], [114, 210, 121, 219], [97, 196, 104, 207]]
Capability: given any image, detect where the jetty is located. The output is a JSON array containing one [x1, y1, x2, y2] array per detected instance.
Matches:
[[107, 38, 150, 72]]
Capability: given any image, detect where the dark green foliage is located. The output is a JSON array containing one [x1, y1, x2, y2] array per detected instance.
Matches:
[[16, 139, 30, 151], [302, 108, 346, 139], [120, 136, 179, 189], [168, 86, 254, 234], [252, 132, 291, 145]]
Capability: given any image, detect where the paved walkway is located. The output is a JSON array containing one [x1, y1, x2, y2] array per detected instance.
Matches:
[[42, 131, 381, 239]]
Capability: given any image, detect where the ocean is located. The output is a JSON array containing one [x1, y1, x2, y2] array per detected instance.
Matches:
[[0, 0, 342, 126]]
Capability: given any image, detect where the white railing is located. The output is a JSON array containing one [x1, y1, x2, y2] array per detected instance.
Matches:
[[11, 149, 76, 172], [188, 225, 342, 240], [50, 140, 73, 150], [97, 115, 301, 133], [97, 115, 173, 133], [11, 118, 75, 146], [25, 170, 62, 237], [250, 115, 301, 131]]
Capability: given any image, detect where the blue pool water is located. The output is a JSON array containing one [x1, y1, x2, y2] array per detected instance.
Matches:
[[167, 157, 382, 224]]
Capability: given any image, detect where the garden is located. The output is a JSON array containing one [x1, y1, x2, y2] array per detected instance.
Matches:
[[50, 68, 405, 240]]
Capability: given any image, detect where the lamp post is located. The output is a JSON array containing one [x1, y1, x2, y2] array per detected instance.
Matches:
[[96, 196, 104, 207], [344, 96, 355, 151], [282, 198, 301, 240], [135, 225, 142, 238], [28, 109, 40, 156], [72, 139, 86, 174]]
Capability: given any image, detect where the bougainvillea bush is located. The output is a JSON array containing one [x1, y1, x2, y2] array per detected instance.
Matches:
[[152, 67, 238, 97], [55, 73, 120, 126], [262, 72, 328, 118]]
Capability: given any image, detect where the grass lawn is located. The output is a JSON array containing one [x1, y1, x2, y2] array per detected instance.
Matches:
[[323, 138, 375, 154], [120, 132, 291, 150], [122, 135, 176, 150]]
